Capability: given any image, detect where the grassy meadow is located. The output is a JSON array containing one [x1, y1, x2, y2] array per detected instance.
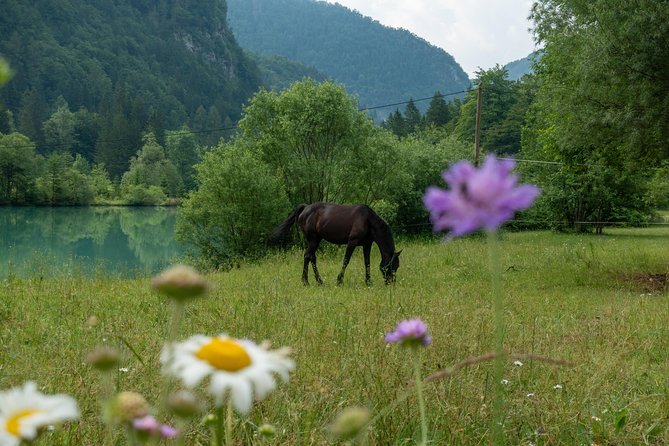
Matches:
[[1, 227, 668, 445]]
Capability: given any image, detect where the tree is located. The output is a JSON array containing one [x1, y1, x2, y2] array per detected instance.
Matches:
[[43, 102, 77, 153], [165, 125, 199, 194], [383, 109, 407, 138], [454, 66, 524, 154], [177, 142, 290, 267], [34, 152, 94, 205], [403, 98, 422, 134], [520, 0, 669, 230], [238, 79, 372, 204], [120, 132, 181, 201], [0, 132, 41, 203], [424, 91, 450, 127], [530, 0, 669, 167]]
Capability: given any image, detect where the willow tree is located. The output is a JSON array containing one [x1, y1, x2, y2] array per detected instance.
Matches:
[[238, 79, 373, 204]]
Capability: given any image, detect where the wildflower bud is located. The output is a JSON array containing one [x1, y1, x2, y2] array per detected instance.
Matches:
[[330, 406, 370, 442], [105, 391, 150, 424], [258, 423, 277, 438], [87, 315, 99, 328], [167, 390, 201, 419], [202, 413, 216, 426], [151, 265, 208, 301], [86, 347, 120, 371]]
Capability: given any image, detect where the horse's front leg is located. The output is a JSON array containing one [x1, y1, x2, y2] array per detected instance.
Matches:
[[363, 243, 372, 286], [337, 243, 357, 285]]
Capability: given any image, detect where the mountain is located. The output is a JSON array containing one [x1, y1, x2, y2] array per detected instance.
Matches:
[[504, 52, 541, 81], [245, 51, 328, 92], [0, 0, 261, 130], [227, 0, 471, 118]]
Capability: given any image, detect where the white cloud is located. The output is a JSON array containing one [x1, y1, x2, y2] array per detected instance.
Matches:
[[321, 0, 537, 77]]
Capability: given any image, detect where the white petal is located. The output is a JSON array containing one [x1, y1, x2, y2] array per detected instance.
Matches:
[[230, 379, 253, 414]]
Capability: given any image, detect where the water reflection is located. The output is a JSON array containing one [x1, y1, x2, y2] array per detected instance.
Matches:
[[0, 207, 185, 279]]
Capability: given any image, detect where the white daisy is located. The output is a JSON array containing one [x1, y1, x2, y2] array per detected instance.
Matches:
[[0, 382, 79, 446], [161, 334, 294, 414]]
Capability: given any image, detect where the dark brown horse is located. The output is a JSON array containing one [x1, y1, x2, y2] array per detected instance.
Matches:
[[272, 203, 401, 285]]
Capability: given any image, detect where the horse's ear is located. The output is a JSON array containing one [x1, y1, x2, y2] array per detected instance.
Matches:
[[395, 250, 402, 257]]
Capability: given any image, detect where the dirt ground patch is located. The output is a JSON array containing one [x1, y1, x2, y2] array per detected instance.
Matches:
[[613, 272, 668, 293]]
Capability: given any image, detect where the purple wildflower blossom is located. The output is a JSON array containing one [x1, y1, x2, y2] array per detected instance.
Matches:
[[160, 424, 179, 438], [385, 319, 432, 347], [132, 415, 179, 439], [423, 155, 540, 238]]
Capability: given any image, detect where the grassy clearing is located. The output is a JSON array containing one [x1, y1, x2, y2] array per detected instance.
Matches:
[[1, 228, 668, 445]]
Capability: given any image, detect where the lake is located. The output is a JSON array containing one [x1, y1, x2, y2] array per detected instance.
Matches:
[[0, 206, 186, 279]]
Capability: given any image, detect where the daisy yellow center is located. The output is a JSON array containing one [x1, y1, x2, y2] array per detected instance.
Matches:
[[196, 338, 251, 372], [6, 409, 38, 437]]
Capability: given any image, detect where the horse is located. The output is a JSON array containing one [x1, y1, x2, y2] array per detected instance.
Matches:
[[271, 203, 401, 285]]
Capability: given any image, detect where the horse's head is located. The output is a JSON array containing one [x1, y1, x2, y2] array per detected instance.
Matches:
[[380, 250, 402, 284]]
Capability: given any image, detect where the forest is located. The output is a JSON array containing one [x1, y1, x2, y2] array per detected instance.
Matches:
[[0, 0, 668, 266]]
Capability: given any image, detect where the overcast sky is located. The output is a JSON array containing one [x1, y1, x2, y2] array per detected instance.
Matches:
[[321, 0, 538, 77]]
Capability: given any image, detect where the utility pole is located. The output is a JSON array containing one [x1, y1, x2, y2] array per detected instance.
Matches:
[[474, 82, 483, 166]]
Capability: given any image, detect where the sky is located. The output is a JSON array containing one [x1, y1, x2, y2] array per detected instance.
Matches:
[[321, 0, 537, 77]]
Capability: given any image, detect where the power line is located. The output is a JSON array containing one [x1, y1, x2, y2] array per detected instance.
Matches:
[[359, 89, 471, 112], [0, 87, 473, 151]]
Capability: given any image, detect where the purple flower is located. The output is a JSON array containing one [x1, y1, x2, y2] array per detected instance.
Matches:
[[160, 424, 179, 438], [132, 415, 179, 439], [385, 319, 432, 347], [423, 155, 540, 238], [132, 415, 160, 433]]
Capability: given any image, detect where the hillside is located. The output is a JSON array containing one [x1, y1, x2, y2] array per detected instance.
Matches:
[[0, 0, 260, 132], [227, 0, 471, 117], [504, 52, 541, 80]]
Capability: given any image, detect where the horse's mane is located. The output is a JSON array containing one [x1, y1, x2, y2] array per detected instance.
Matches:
[[365, 206, 396, 252]]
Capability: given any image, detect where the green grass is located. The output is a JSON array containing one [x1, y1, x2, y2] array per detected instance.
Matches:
[[1, 228, 668, 445]]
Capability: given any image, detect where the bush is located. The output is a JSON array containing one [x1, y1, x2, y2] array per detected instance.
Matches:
[[177, 142, 291, 268], [122, 185, 166, 205]]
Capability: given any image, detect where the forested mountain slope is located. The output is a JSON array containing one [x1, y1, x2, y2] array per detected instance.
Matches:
[[0, 0, 260, 131], [227, 0, 471, 117]]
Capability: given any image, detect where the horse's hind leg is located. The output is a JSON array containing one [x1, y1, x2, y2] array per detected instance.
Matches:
[[337, 243, 357, 285], [311, 255, 323, 286], [303, 239, 323, 285]]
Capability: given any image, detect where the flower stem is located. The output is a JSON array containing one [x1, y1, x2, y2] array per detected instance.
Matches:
[[168, 300, 185, 342], [487, 230, 505, 445], [214, 405, 224, 446], [226, 399, 233, 446], [412, 348, 428, 446]]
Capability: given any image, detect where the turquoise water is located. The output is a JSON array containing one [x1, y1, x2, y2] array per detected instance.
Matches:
[[0, 206, 186, 279]]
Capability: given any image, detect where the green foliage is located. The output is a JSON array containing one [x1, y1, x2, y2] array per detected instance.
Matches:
[[43, 101, 77, 153], [239, 79, 372, 204], [122, 185, 167, 206], [530, 0, 669, 166], [394, 132, 471, 232], [165, 126, 200, 194], [0, 57, 13, 86], [455, 66, 531, 155], [121, 133, 181, 200], [424, 92, 451, 128], [0, 0, 260, 131], [521, 0, 669, 229], [34, 152, 94, 205], [177, 142, 290, 267], [0, 132, 41, 204]]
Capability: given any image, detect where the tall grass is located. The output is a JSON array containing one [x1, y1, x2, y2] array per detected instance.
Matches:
[[0, 228, 667, 444]]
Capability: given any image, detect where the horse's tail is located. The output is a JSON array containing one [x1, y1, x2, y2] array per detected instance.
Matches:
[[270, 204, 307, 244]]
